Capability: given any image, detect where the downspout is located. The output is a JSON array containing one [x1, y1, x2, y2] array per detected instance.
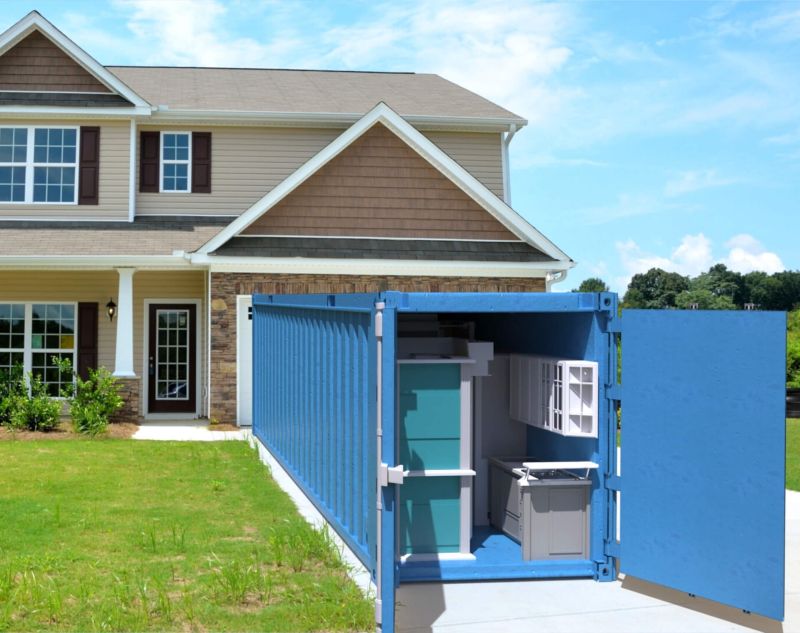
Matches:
[[546, 269, 569, 292], [501, 124, 518, 205]]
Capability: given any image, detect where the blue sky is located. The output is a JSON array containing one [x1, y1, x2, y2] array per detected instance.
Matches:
[[3, 1, 797, 291]]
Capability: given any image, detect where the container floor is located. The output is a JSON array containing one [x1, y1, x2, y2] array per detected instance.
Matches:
[[398, 526, 597, 582]]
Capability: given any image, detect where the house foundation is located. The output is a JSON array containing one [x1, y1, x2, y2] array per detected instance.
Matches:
[[112, 377, 141, 424]]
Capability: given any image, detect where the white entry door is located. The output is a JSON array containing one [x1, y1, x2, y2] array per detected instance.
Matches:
[[236, 295, 253, 427]]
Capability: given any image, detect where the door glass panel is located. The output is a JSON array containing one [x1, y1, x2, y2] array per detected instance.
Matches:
[[155, 309, 190, 401]]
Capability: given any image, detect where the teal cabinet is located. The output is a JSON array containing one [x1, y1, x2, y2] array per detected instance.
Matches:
[[399, 363, 461, 470], [399, 361, 470, 556], [400, 477, 461, 555]]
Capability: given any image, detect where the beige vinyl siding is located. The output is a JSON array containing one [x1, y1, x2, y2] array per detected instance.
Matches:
[[424, 131, 504, 198], [0, 270, 206, 416], [136, 125, 504, 216], [0, 270, 118, 370], [0, 120, 130, 220], [133, 271, 206, 414], [136, 126, 343, 216]]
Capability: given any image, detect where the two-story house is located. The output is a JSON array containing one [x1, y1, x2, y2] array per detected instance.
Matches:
[[0, 11, 572, 425]]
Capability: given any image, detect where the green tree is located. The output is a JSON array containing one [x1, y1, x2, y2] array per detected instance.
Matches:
[[572, 277, 609, 293], [623, 268, 689, 308], [742, 271, 774, 308], [766, 271, 800, 311], [675, 289, 736, 310], [789, 310, 800, 388], [691, 264, 745, 306]]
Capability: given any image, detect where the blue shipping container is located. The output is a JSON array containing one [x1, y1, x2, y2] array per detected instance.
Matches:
[[252, 291, 786, 632]]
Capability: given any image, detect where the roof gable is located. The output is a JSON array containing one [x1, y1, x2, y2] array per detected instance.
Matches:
[[0, 11, 150, 110], [241, 122, 518, 240], [0, 30, 110, 93], [199, 103, 570, 262]]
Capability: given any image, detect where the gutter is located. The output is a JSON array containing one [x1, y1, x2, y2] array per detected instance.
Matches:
[[188, 252, 574, 279], [0, 254, 191, 268], [147, 107, 527, 132]]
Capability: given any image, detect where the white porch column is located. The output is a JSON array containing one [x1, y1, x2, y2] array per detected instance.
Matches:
[[113, 268, 136, 377]]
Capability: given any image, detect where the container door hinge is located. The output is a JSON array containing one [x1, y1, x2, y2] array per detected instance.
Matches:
[[605, 474, 621, 491], [378, 463, 405, 487], [604, 540, 621, 558], [375, 598, 382, 624], [604, 316, 623, 334], [605, 384, 622, 402]]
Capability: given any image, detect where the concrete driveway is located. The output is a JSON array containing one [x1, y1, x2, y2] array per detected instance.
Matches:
[[396, 490, 799, 633]]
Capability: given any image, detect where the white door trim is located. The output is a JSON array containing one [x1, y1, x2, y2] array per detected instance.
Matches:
[[236, 295, 253, 427]]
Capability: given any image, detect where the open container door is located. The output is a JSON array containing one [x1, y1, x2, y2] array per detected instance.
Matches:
[[620, 309, 786, 620], [376, 300, 399, 633]]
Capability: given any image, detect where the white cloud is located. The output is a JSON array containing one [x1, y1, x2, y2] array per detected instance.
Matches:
[[115, 0, 283, 67], [723, 234, 785, 274], [613, 233, 784, 291], [663, 169, 737, 197], [616, 233, 713, 290], [317, 1, 577, 123]]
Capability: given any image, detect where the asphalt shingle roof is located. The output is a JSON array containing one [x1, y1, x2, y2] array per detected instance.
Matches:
[[0, 216, 229, 256], [107, 67, 525, 122], [214, 236, 554, 262]]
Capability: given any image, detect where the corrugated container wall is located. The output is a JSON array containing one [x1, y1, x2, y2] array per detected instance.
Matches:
[[252, 295, 378, 567]]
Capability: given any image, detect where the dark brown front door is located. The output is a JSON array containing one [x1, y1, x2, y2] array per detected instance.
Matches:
[[148, 304, 196, 414]]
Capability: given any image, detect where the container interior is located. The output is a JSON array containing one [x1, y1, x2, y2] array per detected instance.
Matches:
[[396, 311, 607, 582]]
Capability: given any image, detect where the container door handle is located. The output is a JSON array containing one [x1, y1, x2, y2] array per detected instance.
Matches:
[[378, 463, 405, 487]]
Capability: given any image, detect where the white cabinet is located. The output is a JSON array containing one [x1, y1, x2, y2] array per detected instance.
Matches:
[[509, 355, 598, 438]]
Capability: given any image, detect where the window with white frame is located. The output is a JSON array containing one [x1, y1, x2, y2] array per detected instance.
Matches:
[[0, 126, 78, 204], [0, 303, 76, 397], [161, 132, 191, 192]]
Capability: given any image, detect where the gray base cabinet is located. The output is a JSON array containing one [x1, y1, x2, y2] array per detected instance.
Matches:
[[490, 458, 591, 561], [522, 479, 590, 560]]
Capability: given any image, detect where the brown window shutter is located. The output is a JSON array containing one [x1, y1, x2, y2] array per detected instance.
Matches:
[[78, 126, 100, 205], [192, 132, 211, 193], [77, 302, 98, 381], [139, 131, 160, 193]]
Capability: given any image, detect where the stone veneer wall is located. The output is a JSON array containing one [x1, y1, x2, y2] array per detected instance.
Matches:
[[112, 377, 141, 423], [209, 272, 546, 423]]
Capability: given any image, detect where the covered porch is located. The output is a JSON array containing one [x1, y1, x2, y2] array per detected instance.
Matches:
[[0, 268, 207, 421]]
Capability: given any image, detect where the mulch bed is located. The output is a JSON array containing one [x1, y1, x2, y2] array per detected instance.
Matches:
[[208, 422, 240, 432], [0, 421, 139, 440]]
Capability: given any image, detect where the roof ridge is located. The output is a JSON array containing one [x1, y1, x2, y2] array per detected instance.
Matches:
[[107, 65, 417, 75]]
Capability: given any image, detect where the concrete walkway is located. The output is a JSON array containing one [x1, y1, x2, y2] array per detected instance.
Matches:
[[397, 490, 800, 633], [132, 420, 250, 441]]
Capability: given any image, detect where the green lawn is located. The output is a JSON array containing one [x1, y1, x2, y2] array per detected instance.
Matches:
[[0, 441, 372, 632], [789, 418, 800, 492]]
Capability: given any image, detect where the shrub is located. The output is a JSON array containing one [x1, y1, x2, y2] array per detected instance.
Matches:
[[56, 359, 123, 436], [9, 372, 61, 432], [0, 365, 25, 427]]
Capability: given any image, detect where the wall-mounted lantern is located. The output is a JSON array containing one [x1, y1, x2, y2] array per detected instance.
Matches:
[[106, 298, 117, 322]]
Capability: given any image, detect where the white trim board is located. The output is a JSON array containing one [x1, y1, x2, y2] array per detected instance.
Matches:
[[197, 102, 572, 263], [193, 254, 571, 278], [235, 295, 253, 428], [0, 11, 151, 111]]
